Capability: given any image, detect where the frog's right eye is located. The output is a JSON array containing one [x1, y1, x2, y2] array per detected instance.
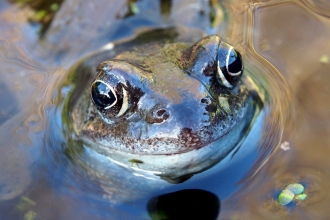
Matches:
[[91, 80, 129, 117], [216, 42, 244, 88]]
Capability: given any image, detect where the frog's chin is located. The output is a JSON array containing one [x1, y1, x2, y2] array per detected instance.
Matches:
[[81, 98, 258, 183]]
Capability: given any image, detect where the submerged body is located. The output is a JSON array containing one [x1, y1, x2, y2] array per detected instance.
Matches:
[[71, 30, 259, 181]]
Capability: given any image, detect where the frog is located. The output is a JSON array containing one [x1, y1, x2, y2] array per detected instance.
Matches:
[[70, 28, 260, 182]]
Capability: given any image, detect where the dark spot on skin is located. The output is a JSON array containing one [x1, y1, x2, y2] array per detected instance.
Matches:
[[179, 128, 202, 150], [201, 97, 218, 117], [202, 60, 217, 76], [201, 98, 211, 104], [205, 102, 217, 113]]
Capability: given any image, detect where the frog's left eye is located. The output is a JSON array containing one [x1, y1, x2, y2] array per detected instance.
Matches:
[[91, 81, 117, 109], [217, 42, 244, 88], [91, 80, 129, 117]]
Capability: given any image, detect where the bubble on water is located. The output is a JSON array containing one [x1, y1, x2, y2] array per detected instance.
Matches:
[[14, 126, 27, 135], [13, 82, 23, 92], [43, 103, 54, 114], [24, 114, 40, 128], [29, 73, 45, 86], [320, 54, 329, 64], [24, 114, 43, 133], [258, 39, 270, 52]]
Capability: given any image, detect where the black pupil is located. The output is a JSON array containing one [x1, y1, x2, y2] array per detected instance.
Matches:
[[227, 50, 242, 74], [91, 81, 116, 109]]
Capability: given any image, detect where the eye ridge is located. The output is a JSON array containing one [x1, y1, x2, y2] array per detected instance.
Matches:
[[115, 86, 129, 117]]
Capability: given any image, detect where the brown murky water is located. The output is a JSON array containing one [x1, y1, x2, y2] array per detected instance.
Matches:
[[1, 0, 330, 219]]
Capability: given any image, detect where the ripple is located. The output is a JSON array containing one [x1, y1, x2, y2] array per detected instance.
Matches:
[[29, 73, 45, 86], [261, 166, 330, 219], [301, 0, 330, 18]]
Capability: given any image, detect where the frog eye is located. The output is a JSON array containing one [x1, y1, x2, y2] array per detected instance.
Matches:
[[216, 42, 244, 88], [91, 80, 129, 117], [91, 81, 117, 109], [227, 49, 243, 76]]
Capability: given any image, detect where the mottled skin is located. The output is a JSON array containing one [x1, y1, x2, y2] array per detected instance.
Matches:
[[71, 31, 257, 180]]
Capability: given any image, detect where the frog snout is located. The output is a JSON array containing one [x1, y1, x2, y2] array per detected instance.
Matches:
[[145, 105, 170, 124]]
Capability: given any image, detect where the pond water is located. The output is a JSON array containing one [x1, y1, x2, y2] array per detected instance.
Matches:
[[1, 0, 330, 219]]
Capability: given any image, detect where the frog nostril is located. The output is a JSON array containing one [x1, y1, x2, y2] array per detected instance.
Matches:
[[157, 109, 167, 117], [146, 107, 170, 124], [201, 97, 211, 105], [201, 98, 207, 104]]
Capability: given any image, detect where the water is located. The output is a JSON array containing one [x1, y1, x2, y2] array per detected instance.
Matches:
[[0, 0, 330, 219]]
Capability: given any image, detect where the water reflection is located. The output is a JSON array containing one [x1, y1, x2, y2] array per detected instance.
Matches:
[[220, 1, 330, 219], [301, 0, 330, 17], [8, 0, 64, 36], [148, 189, 220, 220]]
